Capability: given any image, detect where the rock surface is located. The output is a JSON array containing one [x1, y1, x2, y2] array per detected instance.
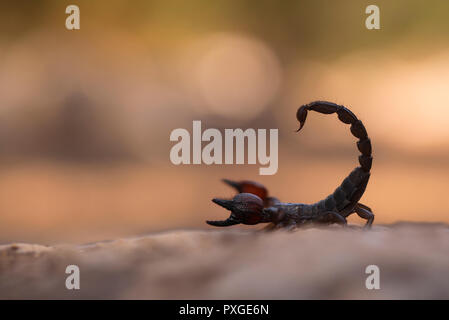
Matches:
[[1, 223, 448, 299]]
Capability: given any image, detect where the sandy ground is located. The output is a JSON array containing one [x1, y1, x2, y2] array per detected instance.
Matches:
[[0, 222, 448, 299]]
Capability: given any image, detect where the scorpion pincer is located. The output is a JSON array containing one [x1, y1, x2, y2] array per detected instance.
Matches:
[[207, 101, 374, 229]]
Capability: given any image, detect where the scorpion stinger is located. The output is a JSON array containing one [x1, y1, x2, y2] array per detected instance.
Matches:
[[208, 101, 375, 230]]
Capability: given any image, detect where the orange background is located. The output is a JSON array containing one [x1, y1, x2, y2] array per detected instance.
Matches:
[[0, 1, 448, 243]]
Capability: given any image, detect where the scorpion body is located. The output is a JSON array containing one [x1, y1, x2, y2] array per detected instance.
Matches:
[[207, 101, 374, 229]]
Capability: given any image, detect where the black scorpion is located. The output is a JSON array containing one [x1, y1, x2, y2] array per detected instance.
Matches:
[[206, 101, 374, 229]]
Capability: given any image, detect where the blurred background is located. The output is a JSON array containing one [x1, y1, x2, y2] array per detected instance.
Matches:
[[0, 0, 448, 244]]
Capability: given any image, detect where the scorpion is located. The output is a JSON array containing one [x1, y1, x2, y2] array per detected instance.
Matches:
[[206, 101, 374, 229]]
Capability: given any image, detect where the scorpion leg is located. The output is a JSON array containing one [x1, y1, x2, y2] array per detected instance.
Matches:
[[319, 211, 348, 226], [354, 203, 374, 228], [284, 222, 298, 231], [357, 202, 372, 212]]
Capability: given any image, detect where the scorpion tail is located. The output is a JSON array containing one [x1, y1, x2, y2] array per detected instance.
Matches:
[[296, 101, 372, 215]]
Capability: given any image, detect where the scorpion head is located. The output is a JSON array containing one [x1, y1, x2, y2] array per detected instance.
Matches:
[[207, 193, 266, 227]]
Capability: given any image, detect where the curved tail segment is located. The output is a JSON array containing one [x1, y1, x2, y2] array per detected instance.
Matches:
[[296, 101, 372, 215]]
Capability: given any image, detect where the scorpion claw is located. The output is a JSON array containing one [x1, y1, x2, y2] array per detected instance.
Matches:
[[209, 198, 242, 227], [212, 198, 234, 211], [206, 218, 240, 227], [209, 193, 266, 227], [221, 179, 241, 191]]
